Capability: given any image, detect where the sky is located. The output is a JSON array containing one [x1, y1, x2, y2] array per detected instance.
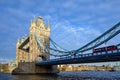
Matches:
[[0, 0, 120, 64]]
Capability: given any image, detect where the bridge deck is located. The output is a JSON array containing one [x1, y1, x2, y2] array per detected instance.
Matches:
[[36, 49, 120, 66]]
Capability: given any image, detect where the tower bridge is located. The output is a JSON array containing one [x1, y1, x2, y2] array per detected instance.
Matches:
[[13, 16, 120, 74]]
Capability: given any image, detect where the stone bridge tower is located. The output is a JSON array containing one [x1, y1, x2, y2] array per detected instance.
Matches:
[[14, 16, 59, 74], [30, 16, 50, 62]]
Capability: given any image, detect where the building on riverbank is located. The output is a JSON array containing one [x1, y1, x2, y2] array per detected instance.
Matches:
[[58, 65, 114, 71], [0, 64, 9, 73], [0, 61, 17, 73]]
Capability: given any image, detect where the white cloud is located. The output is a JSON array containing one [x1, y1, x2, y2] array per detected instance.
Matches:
[[49, 18, 102, 50], [61, 21, 101, 36]]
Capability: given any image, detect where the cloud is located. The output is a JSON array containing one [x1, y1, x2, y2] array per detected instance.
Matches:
[[49, 18, 102, 50]]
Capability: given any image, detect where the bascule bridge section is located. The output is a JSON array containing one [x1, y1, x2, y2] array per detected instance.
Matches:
[[14, 16, 58, 74]]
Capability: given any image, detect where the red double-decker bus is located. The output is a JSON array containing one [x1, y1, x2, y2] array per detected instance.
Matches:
[[93, 45, 117, 53]]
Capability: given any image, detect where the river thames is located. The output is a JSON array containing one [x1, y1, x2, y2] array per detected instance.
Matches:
[[0, 71, 120, 80]]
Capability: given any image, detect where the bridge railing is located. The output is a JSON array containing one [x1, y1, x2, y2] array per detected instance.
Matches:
[[48, 49, 120, 62]]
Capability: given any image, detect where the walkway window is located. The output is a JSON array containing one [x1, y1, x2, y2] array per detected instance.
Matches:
[[108, 51, 112, 54], [113, 50, 117, 53]]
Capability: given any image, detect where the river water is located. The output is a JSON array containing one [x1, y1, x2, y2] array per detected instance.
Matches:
[[0, 71, 120, 80]]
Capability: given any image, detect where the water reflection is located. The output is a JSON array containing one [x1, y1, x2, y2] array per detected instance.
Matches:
[[12, 74, 58, 80], [1, 71, 120, 80]]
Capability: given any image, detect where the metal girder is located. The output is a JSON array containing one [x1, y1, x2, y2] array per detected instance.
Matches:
[[117, 43, 120, 47], [50, 38, 68, 51], [18, 37, 29, 49], [75, 22, 120, 54]]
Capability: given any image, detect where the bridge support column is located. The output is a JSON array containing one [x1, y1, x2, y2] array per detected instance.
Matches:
[[12, 62, 59, 74]]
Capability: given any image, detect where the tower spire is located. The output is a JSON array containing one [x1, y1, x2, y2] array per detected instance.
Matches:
[[33, 15, 36, 22], [48, 19, 50, 28]]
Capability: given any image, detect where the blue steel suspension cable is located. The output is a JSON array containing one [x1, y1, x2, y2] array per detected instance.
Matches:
[[117, 43, 120, 47], [50, 38, 68, 51], [34, 33, 71, 57], [34, 33, 62, 57], [74, 22, 120, 54], [77, 30, 120, 53]]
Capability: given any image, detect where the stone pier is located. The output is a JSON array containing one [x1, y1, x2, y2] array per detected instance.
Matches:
[[12, 62, 59, 74]]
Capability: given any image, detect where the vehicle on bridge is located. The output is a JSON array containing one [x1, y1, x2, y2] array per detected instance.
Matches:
[[93, 45, 118, 53]]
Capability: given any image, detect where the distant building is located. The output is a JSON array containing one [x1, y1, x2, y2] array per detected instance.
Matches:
[[8, 61, 16, 73], [2, 64, 9, 73], [58, 65, 113, 71], [8, 61, 16, 67]]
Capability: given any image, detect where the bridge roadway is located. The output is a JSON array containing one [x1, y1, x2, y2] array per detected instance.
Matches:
[[36, 49, 120, 66]]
